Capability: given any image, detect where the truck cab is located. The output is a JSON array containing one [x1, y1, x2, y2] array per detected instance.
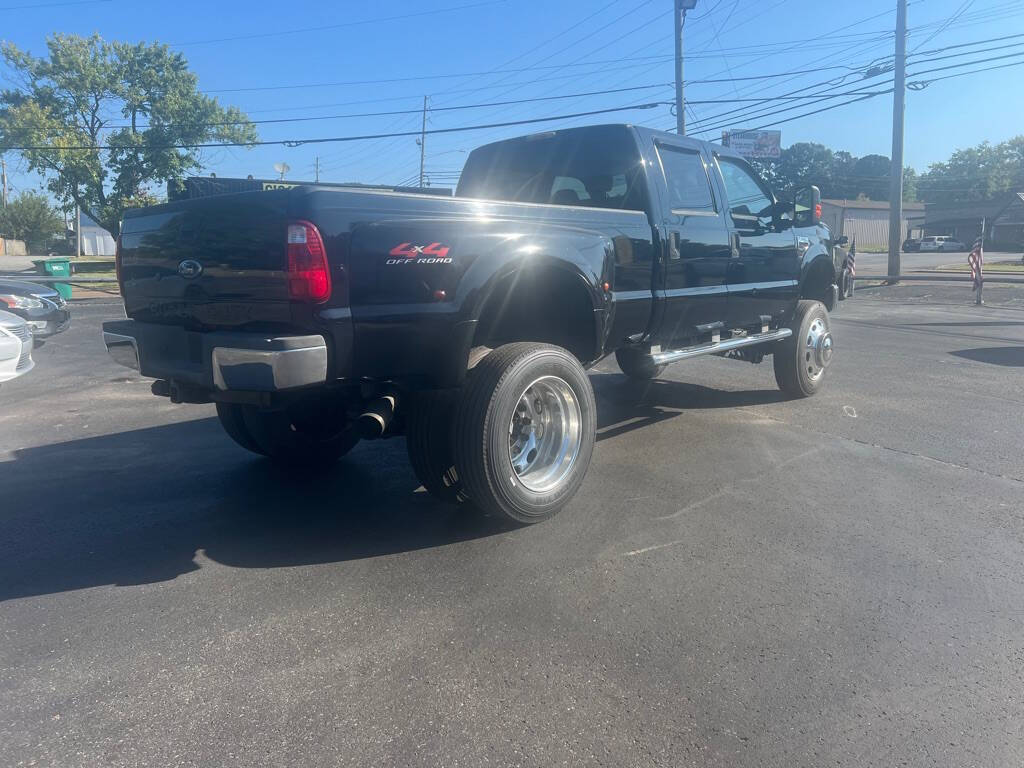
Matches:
[[457, 125, 838, 353]]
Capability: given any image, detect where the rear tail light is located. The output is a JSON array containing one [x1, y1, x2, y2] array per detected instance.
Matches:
[[287, 220, 331, 303]]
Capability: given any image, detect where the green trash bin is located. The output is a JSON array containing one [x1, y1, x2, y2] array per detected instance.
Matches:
[[33, 258, 73, 300]]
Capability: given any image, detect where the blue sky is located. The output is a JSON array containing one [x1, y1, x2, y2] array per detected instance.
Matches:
[[2, 0, 1023, 196]]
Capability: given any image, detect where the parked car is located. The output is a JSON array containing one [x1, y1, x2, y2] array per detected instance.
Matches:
[[103, 123, 842, 524], [902, 237, 921, 252], [919, 235, 966, 252], [0, 310, 34, 386], [0, 278, 71, 344]]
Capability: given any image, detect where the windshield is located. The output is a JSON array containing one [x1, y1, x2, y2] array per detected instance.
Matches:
[[456, 127, 648, 211]]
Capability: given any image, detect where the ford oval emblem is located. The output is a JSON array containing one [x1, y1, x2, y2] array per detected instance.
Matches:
[[178, 259, 203, 279]]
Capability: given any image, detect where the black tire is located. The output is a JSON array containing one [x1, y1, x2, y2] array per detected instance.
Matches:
[[454, 342, 596, 525], [406, 391, 466, 504], [240, 396, 359, 466], [773, 300, 833, 398], [216, 402, 266, 456], [615, 347, 666, 380]]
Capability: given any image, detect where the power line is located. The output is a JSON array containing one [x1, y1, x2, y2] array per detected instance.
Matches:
[[911, 0, 976, 51], [682, 31, 1024, 136], [909, 56, 1024, 86], [172, 0, 506, 46], [108, 83, 676, 130], [685, 50, 1024, 138], [692, 91, 891, 138], [112, 80, 925, 132], [201, 54, 675, 95], [432, 0, 662, 112], [5, 101, 665, 152], [909, 47, 1024, 78], [909, 30, 1024, 58]]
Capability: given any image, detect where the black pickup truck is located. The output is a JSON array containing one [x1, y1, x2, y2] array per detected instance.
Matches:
[[104, 124, 844, 524]]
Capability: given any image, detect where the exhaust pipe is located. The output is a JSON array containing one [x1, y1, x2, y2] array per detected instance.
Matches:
[[356, 393, 397, 439]]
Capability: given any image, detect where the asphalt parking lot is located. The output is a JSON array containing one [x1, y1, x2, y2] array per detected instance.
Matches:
[[2, 290, 1023, 767]]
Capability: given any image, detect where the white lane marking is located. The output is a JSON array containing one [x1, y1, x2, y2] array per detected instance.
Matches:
[[622, 540, 686, 558], [843, 405, 858, 418]]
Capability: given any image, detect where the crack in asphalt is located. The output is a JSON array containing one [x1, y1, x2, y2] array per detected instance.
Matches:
[[736, 407, 1024, 486]]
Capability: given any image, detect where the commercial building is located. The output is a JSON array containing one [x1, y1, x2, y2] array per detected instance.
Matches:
[[924, 193, 1024, 249], [820, 199, 926, 249]]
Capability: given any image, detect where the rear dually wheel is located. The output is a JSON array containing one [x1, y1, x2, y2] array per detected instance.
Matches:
[[454, 343, 596, 525]]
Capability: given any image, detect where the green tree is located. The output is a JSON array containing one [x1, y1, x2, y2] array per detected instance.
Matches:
[[918, 136, 1024, 203], [848, 154, 891, 200], [774, 142, 836, 197], [0, 34, 257, 238], [902, 166, 918, 202], [0, 191, 63, 251]]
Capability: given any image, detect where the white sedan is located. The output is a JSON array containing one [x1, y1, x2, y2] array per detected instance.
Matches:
[[919, 235, 967, 252], [0, 309, 34, 385]]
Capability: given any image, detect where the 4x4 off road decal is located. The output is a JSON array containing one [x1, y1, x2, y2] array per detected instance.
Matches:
[[386, 242, 453, 265]]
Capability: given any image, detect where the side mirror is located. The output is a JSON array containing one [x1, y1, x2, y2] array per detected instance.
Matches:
[[835, 234, 849, 246], [794, 185, 821, 227]]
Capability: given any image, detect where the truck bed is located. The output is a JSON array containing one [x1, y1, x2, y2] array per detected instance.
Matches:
[[118, 185, 655, 385]]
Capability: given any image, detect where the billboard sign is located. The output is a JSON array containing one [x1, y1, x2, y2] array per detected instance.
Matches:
[[721, 129, 782, 160]]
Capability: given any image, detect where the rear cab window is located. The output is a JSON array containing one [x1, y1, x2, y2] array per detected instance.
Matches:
[[456, 126, 649, 213]]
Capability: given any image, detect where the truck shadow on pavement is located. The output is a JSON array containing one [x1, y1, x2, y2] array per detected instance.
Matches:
[[0, 417, 512, 602], [949, 347, 1024, 367], [591, 372, 790, 442], [1, 375, 789, 601]]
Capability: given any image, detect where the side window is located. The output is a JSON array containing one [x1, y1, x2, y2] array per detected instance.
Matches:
[[716, 157, 773, 219], [657, 145, 715, 213]]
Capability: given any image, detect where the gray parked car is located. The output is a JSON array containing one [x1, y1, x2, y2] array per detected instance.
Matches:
[[0, 310, 34, 386]]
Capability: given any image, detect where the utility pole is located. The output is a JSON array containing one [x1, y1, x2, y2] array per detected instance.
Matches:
[[418, 95, 428, 187], [674, 0, 697, 135], [314, 155, 320, 183], [75, 203, 82, 258], [887, 0, 908, 280], [1, 155, 7, 207]]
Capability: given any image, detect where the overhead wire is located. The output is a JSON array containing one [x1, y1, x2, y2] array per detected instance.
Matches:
[[172, 0, 506, 47]]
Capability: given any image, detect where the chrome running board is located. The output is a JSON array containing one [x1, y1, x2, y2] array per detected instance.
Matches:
[[650, 328, 792, 366]]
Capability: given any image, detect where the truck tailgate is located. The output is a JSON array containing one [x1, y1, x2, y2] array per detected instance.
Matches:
[[119, 193, 294, 328]]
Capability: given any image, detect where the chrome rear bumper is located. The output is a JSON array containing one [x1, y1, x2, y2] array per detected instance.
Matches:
[[102, 321, 327, 392]]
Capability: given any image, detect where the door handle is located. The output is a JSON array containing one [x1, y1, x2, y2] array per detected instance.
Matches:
[[730, 233, 741, 258], [669, 231, 681, 260]]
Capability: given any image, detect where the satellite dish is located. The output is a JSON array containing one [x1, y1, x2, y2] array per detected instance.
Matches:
[[273, 162, 290, 180]]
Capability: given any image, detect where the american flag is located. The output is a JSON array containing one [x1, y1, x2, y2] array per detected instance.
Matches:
[[968, 233, 984, 290], [844, 237, 856, 277]]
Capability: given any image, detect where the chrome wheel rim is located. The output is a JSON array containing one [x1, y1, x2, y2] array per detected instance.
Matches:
[[508, 375, 582, 494], [805, 315, 833, 382]]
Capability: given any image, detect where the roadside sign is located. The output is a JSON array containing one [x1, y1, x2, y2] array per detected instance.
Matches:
[[721, 130, 782, 160]]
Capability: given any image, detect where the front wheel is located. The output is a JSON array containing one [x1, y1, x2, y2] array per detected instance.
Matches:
[[454, 343, 596, 525], [773, 300, 833, 397]]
